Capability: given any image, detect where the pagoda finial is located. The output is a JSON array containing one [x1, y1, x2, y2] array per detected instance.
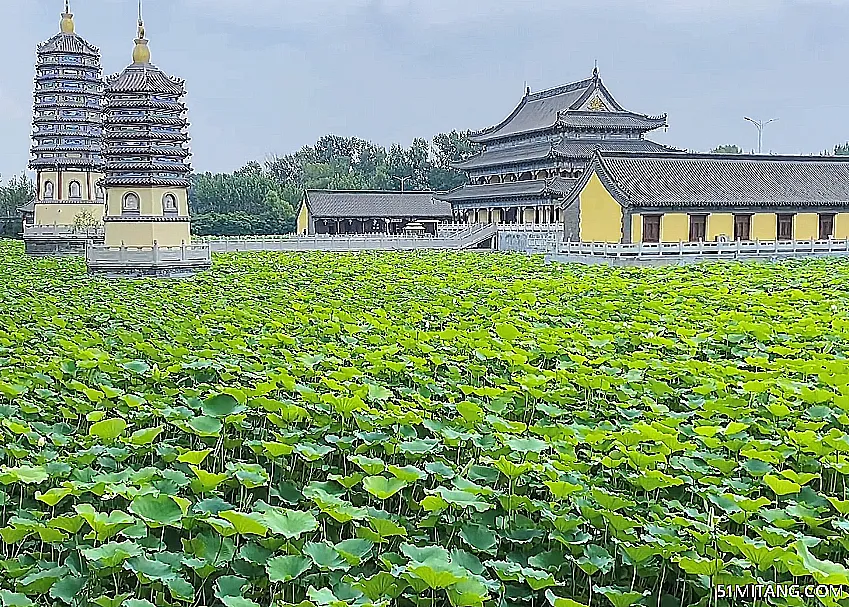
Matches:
[[132, 0, 151, 64], [593, 60, 599, 79], [60, 0, 75, 34]]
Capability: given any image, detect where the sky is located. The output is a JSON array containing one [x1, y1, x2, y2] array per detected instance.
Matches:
[[2, 0, 849, 179]]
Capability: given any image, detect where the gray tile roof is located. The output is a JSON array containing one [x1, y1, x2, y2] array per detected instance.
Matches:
[[38, 33, 99, 56], [454, 137, 679, 170], [106, 63, 184, 95], [437, 178, 577, 202], [469, 72, 665, 143], [586, 151, 849, 209], [453, 141, 554, 169], [557, 112, 667, 130], [304, 190, 453, 219]]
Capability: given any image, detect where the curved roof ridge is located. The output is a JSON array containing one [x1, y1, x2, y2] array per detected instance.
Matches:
[[37, 31, 100, 56], [527, 78, 594, 102]]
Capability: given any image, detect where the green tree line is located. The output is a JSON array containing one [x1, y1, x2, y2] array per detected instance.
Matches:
[[0, 174, 36, 238], [189, 131, 479, 236]]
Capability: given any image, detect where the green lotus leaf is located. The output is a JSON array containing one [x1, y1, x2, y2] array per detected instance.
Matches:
[[126, 555, 177, 581], [167, 577, 195, 603], [545, 590, 589, 607], [218, 511, 268, 537], [354, 571, 407, 600], [202, 393, 245, 418], [408, 557, 468, 589], [122, 360, 151, 375], [220, 597, 259, 607], [795, 539, 849, 584], [261, 507, 318, 539], [363, 475, 407, 499], [304, 541, 348, 570], [82, 541, 143, 567], [177, 449, 212, 465], [349, 455, 385, 475], [130, 495, 184, 526], [594, 586, 650, 607], [675, 556, 726, 576], [90, 418, 127, 441], [128, 426, 163, 446], [185, 416, 222, 437], [266, 555, 312, 582], [763, 473, 802, 496], [459, 524, 497, 553]]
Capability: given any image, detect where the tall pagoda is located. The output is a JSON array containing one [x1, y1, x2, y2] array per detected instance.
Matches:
[[86, 4, 210, 277], [24, 1, 105, 255], [438, 69, 678, 236]]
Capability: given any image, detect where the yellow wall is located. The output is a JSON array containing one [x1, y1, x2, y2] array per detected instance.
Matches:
[[707, 213, 733, 241], [38, 170, 104, 201], [523, 208, 535, 223], [104, 187, 189, 217], [104, 221, 191, 248], [751, 213, 776, 240], [630, 214, 642, 243], [795, 213, 818, 240], [34, 202, 105, 226], [660, 213, 689, 242], [579, 173, 623, 243], [492, 209, 501, 223], [835, 214, 849, 238], [297, 203, 309, 234]]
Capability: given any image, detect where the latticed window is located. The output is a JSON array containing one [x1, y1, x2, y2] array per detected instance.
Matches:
[[69, 181, 81, 199], [43, 181, 55, 199]]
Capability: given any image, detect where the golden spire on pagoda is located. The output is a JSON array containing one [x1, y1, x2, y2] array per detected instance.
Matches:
[[60, 0, 75, 34], [132, 0, 151, 64]]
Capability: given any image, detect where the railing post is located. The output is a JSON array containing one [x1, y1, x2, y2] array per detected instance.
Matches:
[[153, 240, 160, 264]]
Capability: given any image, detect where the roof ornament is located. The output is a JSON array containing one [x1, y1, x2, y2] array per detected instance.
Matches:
[[60, 0, 75, 34], [132, 0, 151, 64], [593, 60, 599, 79]]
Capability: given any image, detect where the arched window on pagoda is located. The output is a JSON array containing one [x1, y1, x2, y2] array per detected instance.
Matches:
[[162, 193, 178, 216], [69, 181, 82, 199], [44, 181, 55, 199], [122, 192, 140, 216]]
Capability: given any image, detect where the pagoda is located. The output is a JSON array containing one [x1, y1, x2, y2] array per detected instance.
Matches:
[[438, 69, 678, 236], [85, 4, 210, 277], [24, 1, 105, 255]]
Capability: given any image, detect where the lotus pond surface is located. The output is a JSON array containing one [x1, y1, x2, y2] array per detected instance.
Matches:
[[0, 241, 848, 607]]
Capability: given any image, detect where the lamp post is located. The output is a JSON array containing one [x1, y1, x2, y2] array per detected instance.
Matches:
[[391, 175, 413, 191], [744, 117, 778, 154]]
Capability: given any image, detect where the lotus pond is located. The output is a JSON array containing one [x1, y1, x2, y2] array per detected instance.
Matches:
[[1, 240, 849, 607]]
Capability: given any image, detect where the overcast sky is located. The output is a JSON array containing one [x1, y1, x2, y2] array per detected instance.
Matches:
[[2, 0, 848, 179]]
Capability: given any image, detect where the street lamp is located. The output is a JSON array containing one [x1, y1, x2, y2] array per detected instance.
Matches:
[[744, 117, 778, 154], [391, 175, 413, 191]]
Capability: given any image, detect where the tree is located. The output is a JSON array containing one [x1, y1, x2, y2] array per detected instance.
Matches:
[[835, 143, 849, 156], [710, 145, 743, 154], [0, 173, 36, 216], [72, 210, 100, 235]]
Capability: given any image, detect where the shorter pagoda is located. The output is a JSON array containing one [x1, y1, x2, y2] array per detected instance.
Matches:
[[24, 1, 105, 255], [85, 9, 210, 277]]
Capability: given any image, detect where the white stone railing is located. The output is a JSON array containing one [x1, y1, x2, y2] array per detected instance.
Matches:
[[555, 239, 849, 258], [86, 243, 212, 267], [205, 225, 497, 253], [23, 224, 104, 238]]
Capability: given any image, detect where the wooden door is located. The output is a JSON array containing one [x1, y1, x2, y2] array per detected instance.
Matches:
[[689, 215, 707, 242], [819, 214, 835, 240], [734, 215, 751, 241], [643, 215, 661, 243]]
